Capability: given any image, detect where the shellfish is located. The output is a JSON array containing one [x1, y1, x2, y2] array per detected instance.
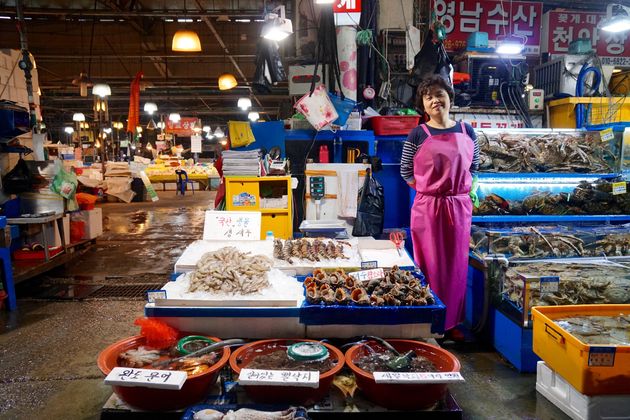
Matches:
[[351, 288, 370, 305]]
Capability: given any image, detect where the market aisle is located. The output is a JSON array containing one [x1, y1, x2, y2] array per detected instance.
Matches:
[[0, 191, 215, 419], [0, 190, 567, 419]]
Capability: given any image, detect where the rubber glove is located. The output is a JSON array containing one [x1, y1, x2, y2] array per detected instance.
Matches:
[[469, 174, 480, 208]]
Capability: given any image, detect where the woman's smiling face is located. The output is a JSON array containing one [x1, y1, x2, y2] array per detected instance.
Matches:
[[422, 86, 451, 118]]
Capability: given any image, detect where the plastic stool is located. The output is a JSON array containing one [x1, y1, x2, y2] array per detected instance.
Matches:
[[175, 169, 195, 196]]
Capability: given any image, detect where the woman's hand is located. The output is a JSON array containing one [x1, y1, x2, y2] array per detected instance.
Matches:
[[407, 181, 416, 189]]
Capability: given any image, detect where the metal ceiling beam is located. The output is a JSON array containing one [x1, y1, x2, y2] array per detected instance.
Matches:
[[42, 94, 286, 101], [35, 54, 256, 60], [194, 0, 262, 109], [0, 8, 263, 18]]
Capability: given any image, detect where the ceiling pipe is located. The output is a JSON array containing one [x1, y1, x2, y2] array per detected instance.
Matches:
[[0, 8, 264, 18]]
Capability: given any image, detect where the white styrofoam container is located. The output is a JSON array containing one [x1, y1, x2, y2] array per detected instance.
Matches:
[[306, 323, 435, 339], [145, 304, 305, 339], [72, 208, 103, 240], [536, 361, 630, 420]]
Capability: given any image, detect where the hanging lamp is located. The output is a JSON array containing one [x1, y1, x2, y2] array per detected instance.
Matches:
[[218, 73, 238, 90], [172, 29, 202, 52], [64, 126, 74, 134], [72, 72, 93, 97], [92, 83, 111, 97], [214, 126, 224, 137], [72, 113, 85, 122], [144, 102, 158, 115], [238, 97, 252, 110], [169, 113, 181, 123], [248, 111, 260, 122]]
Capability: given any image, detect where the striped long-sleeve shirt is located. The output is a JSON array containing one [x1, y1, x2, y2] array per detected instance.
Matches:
[[400, 122, 480, 183]]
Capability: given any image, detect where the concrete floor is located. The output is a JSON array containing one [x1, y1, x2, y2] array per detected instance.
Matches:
[[0, 191, 569, 419]]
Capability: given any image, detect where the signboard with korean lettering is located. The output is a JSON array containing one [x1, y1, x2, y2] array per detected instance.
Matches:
[[333, 0, 361, 26], [203, 210, 261, 241], [542, 10, 630, 66], [105, 367, 187, 390], [165, 117, 198, 136], [238, 369, 320, 388], [433, 0, 543, 54]]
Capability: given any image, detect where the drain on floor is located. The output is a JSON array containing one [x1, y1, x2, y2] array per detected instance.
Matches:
[[35, 284, 105, 300], [88, 284, 164, 299]]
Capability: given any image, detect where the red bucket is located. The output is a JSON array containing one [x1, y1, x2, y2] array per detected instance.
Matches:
[[229, 339, 345, 405], [97, 335, 230, 411], [345, 339, 461, 410]]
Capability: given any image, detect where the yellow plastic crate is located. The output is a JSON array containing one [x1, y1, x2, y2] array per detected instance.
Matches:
[[532, 304, 630, 395], [548, 97, 630, 128]]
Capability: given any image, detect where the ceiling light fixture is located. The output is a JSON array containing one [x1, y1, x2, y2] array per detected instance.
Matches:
[[248, 111, 260, 122], [202, 125, 211, 133], [72, 112, 85, 122], [218, 73, 238, 90], [64, 126, 74, 134], [495, 36, 524, 55], [214, 127, 225, 137], [172, 29, 202, 52], [238, 97, 252, 110], [600, 4, 630, 33], [92, 83, 111, 97], [143, 102, 158, 115], [169, 113, 181, 123], [103, 127, 112, 134], [262, 5, 293, 41]]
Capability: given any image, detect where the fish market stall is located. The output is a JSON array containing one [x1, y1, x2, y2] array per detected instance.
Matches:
[[148, 237, 435, 339]]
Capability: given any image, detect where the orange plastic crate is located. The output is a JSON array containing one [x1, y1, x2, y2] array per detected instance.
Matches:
[[532, 304, 630, 395]]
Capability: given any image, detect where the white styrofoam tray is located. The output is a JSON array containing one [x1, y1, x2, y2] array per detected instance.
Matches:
[[157, 270, 304, 308], [174, 239, 363, 275], [536, 361, 630, 420]]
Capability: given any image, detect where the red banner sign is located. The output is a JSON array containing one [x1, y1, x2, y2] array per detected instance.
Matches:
[[333, 0, 361, 13], [433, 0, 543, 55], [542, 10, 630, 66], [165, 118, 198, 136]]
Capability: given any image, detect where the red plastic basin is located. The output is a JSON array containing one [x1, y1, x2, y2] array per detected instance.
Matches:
[[229, 339, 345, 405], [97, 335, 229, 411], [345, 339, 461, 410]]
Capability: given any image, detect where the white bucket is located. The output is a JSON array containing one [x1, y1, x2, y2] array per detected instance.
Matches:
[[294, 85, 339, 131]]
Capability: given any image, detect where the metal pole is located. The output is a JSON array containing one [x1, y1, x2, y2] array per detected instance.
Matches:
[[15, 0, 38, 130]]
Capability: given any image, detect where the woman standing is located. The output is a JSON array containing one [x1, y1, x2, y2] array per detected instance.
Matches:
[[400, 75, 479, 336]]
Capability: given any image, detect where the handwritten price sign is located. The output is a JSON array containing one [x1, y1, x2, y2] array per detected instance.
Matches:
[[203, 211, 261, 241], [373, 371, 465, 384], [349, 268, 385, 282], [238, 369, 320, 388], [104, 367, 187, 390]]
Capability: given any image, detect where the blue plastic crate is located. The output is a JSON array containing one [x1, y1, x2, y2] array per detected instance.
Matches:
[[298, 269, 446, 334], [493, 308, 539, 373]]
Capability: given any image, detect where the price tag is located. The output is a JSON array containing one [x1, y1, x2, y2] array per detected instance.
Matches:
[[600, 128, 615, 142], [348, 268, 385, 282], [612, 182, 627, 195], [191, 135, 202, 153], [373, 371, 465, 384], [104, 367, 187, 390], [203, 210, 261, 241], [120, 140, 129, 148], [539, 276, 560, 294], [238, 369, 319, 388], [146, 289, 167, 303], [588, 347, 616, 367], [361, 261, 378, 269]]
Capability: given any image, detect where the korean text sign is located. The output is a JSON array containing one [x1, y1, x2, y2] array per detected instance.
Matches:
[[542, 11, 630, 66], [433, 0, 543, 54], [165, 117, 199, 136], [203, 211, 262, 241]]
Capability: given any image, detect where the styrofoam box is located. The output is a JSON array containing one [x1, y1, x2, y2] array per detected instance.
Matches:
[[145, 304, 305, 339], [536, 361, 630, 420], [306, 323, 436, 339], [77, 208, 103, 240]]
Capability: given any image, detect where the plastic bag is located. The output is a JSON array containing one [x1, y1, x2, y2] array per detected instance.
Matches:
[[51, 167, 78, 199], [2, 158, 34, 194], [352, 168, 385, 237], [408, 30, 452, 88]]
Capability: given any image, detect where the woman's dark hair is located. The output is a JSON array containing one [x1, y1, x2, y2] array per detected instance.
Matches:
[[415, 75, 454, 112]]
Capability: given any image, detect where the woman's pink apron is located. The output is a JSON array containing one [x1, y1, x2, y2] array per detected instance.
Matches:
[[410, 122, 473, 330]]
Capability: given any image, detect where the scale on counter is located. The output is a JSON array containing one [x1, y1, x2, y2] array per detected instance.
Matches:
[[300, 176, 348, 238]]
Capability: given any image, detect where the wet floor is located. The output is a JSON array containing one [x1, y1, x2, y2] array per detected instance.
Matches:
[[0, 190, 569, 419]]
